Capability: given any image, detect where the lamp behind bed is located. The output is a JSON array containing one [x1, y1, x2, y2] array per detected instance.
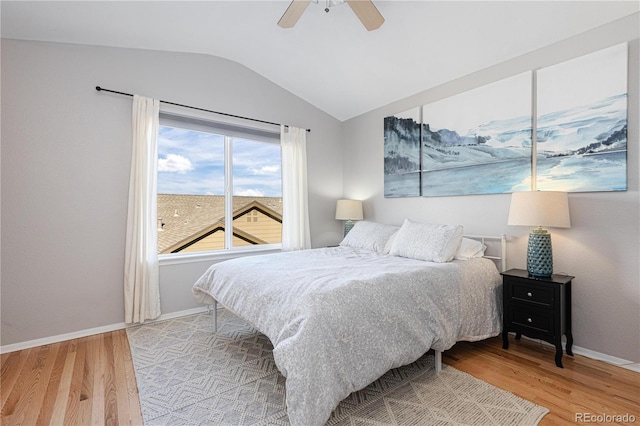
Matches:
[[335, 199, 364, 236]]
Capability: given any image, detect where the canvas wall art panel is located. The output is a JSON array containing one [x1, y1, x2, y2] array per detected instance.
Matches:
[[384, 108, 421, 197], [421, 72, 533, 197], [536, 43, 628, 192]]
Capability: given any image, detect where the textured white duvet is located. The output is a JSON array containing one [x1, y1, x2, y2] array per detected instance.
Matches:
[[192, 246, 502, 426]]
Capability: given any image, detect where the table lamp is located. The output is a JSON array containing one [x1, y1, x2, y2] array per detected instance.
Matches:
[[335, 199, 363, 236], [507, 191, 571, 277]]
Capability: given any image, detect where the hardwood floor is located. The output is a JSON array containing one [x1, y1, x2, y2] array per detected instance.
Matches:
[[1, 330, 142, 426], [445, 337, 640, 425], [2, 330, 638, 425]]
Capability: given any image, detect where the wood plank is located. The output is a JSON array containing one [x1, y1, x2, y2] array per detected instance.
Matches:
[[113, 329, 140, 425], [79, 335, 97, 425], [120, 329, 144, 425], [50, 341, 78, 425], [103, 332, 119, 426], [19, 343, 60, 426], [0, 350, 28, 412], [90, 334, 106, 426], [37, 340, 71, 425], [64, 337, 86, 426]]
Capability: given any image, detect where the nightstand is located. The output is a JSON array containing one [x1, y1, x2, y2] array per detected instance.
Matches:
[[501, 268, 574, 368]]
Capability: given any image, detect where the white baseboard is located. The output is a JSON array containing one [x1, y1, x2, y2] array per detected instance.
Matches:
[[151, 306, 210, 322], [1, 321, 127, 354], [572, 346, 640, 373], [0, 306, 211, 354], [513, 333, 637, 372], [620, 363, 640, 373]]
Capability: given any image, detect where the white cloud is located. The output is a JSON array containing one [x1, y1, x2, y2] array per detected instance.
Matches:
[[235, 188, 265, 197], [158, 154, 193, 173], [253, 165, 280, 175]]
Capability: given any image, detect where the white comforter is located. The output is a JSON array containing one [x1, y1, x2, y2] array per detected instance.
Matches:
[[192, 246, 502, 426]]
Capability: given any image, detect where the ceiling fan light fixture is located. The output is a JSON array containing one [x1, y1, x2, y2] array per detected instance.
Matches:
[[310, 0, 345, 4], [278, 0, 384, 31], [323, 0, 346, 13], [327, 0, 346, 8]]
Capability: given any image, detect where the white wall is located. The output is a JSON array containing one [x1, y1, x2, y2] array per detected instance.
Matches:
[[1, 39, 344, 346], [342, 15, 640, 362]]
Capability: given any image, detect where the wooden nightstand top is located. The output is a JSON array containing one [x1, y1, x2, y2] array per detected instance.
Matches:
[[501, 268, 574, 285]]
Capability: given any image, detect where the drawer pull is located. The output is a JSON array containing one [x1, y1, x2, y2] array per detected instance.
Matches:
[[527, 292, 533, 297], [527, 318, 533, 323]]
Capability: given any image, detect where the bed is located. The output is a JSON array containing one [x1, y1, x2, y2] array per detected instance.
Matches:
[[192, 220, 505, 426]]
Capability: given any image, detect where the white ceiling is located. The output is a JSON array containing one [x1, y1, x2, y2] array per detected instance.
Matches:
[[2, 1, 639, 121]]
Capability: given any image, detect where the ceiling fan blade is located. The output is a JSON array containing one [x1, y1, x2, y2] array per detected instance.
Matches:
[[278, 0, 312, 28], [346, 0, 384, 31]]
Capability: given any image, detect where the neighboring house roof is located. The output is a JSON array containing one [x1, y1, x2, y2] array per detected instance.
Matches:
[[157, 194, 282, 253]]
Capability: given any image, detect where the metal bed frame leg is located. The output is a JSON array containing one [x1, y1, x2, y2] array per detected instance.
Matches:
[[435, 350, 442, 373], [213, 301, 218, 333]]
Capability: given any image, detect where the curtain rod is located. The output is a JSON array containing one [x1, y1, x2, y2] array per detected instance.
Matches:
[[95, 86, 310, 132]]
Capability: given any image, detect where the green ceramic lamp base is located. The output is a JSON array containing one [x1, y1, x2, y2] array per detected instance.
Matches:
[[527, 227, 553, 277], [344, 220, 355, 237]]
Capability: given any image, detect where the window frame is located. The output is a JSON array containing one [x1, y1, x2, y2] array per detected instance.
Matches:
[[157, 109, 283, 266]]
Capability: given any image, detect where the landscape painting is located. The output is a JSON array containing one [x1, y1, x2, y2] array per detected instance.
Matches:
[[421, 72, 533, 197], [384, 107, 421, 197], [536, 43, 628, 192]]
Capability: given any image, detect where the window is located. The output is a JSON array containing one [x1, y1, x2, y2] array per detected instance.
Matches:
[[157, 113, 282, 255]]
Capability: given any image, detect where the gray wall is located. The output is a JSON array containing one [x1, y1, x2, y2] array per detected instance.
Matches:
[[1, 39, 344, 346], [342, 15, 640, 362]]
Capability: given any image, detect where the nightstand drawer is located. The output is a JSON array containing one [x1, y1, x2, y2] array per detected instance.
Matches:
[[510, 279, 553, 307], [510, 307, 553, 334]]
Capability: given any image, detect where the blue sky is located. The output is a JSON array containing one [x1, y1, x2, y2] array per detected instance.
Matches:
[[158, 126, 282, 197]]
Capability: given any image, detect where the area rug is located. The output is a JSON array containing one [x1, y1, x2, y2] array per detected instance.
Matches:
[[127, 310, 549, 425]]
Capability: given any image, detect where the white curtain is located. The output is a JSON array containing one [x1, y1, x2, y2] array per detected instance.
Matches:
[[281, 125, 311, 251], [124, 95, 161, 324]]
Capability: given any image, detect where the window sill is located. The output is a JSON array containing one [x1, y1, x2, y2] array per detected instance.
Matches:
[[159, 244, 282, 266]]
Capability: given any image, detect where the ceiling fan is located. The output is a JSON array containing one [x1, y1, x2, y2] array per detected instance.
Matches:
[[278, 0, 384, 31]]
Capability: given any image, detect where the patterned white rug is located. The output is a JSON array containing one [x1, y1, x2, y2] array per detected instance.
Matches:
[[127, 310, 548, 425]]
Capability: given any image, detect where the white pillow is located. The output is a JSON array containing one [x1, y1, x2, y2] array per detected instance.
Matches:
[[339, 221, 399, 253], [382, 230, 398, 254], [389, 219, 463, 263], [454, 238, 487, 260]]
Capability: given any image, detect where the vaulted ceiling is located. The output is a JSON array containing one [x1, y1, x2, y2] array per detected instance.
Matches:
[[2, 1, 638, 121]]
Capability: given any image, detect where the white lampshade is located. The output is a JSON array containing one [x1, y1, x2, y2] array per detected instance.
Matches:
[[508, 191, 570, 277], [508, 191, 571, 228], [335, 199, 364, 221]]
